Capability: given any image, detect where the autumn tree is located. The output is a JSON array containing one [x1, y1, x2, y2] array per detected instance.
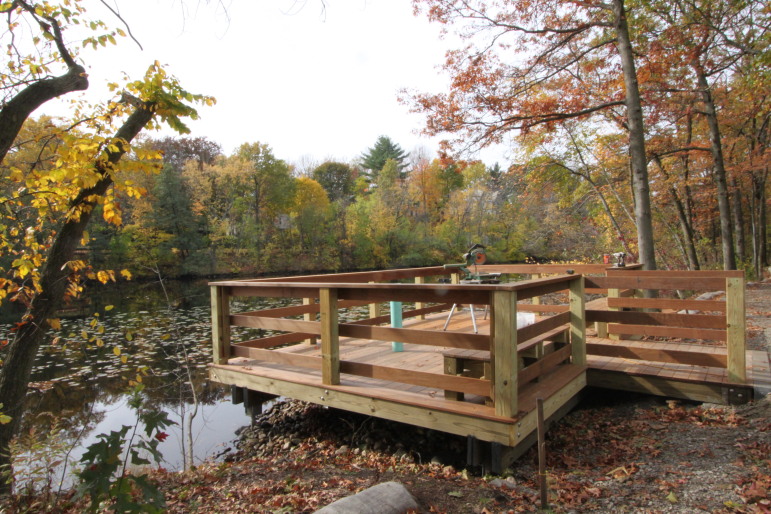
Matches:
[[0, 0, 214, 489], [408, 0, 658, 268]]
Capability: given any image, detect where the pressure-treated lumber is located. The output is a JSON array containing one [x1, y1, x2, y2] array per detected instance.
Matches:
[[492, 290, 518, 417], [211, 285, 231, 365], [320, 288, 340, 385]]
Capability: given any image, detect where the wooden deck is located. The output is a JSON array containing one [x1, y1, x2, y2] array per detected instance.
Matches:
[[211, 309, 586, 452], [209, 265, 762, 469]]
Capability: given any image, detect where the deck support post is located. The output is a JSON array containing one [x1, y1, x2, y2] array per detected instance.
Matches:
[[211, 286, 231, 365], [726, 276, 746, 383], [492, 290, 518, 418], [569, 276, 586, 367], [414, 276, 426, 319], [320, 287, 340, 385], [304, 297, 317, 345]]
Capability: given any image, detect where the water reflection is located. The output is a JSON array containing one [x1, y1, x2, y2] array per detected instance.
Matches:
[[0, 278, 285, 484]]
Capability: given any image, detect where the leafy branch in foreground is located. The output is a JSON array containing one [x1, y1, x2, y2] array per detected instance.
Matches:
[[76, 385, 175, 513]]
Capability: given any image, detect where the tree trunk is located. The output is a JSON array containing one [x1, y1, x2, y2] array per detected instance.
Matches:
[[653, 156, 700, 270], [752, 169, 768, 278], [694, 65, 736, 270], [612, 0, 657, 271], [731, 175, 746, 266], [0, 104, 155, 494]]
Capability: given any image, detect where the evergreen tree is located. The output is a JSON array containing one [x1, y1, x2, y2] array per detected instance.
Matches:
[[360, 135, 409, 180]]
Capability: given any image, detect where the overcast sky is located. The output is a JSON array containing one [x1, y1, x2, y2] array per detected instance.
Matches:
[[44, 0, 508, 169]]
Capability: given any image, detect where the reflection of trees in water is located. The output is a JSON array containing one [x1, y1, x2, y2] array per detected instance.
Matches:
[[6, 279, 326, 473]]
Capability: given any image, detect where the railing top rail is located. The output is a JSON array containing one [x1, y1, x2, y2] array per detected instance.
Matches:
[[479, 263, 642, 274], [602, 269, 745, 278], [209, 274, 581, 293], [213, 266, 450, 285]]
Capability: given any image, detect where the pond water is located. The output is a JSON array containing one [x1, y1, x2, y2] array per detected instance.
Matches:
[[1, 278, 285, 489]]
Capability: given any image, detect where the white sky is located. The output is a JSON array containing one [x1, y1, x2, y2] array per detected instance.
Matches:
[[44, 0, 509, 169]]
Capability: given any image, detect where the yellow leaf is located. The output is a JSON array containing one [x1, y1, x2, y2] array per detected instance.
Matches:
[[120, 269, 132, 280], [120, 355, 128, 364], [105, 305, 114, 311], [161, 334, 171, 341], [47, 318, 61, 330], [81, 330, 88, 339], [96, 270, 110, 284], [113, 346, 121, 356], [666, 492, 678, 504]]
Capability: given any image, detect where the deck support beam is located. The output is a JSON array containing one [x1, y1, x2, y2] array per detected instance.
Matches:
[[726, 276, 746, 383], [211, 286, 231, 365], [320, 287, 340, 385], [492, 290, 518, 417]]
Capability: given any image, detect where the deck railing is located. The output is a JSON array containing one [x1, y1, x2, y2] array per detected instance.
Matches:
[[210, 265, 747, 417], [584, 270, 746, 384], [210, 266, 587, 418]]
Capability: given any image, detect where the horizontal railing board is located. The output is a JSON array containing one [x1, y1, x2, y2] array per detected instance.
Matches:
[[606, 324, 727, 341], [604, 269, 744, 278], [586, 310, 726, 329], [519, 344, 573, 386], [586, 342, 727, 367], [231, 346, 321, 368], [230, 347, 491, 398], [607, 297, 726, 312], [233, 333, 312, 349], [350, 304, 451, 327], [340, 361, 490, 397], [586, 276, 729, 290], [518, 325, 570, 353], [338, 287, 490, 305], [220, 266, 451, 284], [517, 304, 569, 313], [478, 264, 623, 274], [517, 312, 571, 343], [230, 314, 321, 334], [339, 324, 489, 350]]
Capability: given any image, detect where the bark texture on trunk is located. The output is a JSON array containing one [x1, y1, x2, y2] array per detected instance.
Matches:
[[694, 66, 736, 270], [612, 0, 657, 271]]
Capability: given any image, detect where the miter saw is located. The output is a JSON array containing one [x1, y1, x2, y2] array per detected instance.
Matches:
[[442, 244, 501, 333], [443, 243, 501, 283]]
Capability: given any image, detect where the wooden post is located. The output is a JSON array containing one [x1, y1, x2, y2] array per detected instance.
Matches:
[[368, 281, 382, 320], [569, 276, 586, 367], [606, 286, 619, 340], [414, 276, 426, 319], [210, 286, 231, 365], [320, 287, 340, 385], [726, 276, 746, 383], [537, 397, 548, 509], [492, 290, 518, 417], [531, 273, 542, 305], [303, 297, 317, 345]]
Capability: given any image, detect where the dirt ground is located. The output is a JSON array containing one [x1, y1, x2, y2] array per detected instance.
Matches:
[[24, 280, 771, 513]]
